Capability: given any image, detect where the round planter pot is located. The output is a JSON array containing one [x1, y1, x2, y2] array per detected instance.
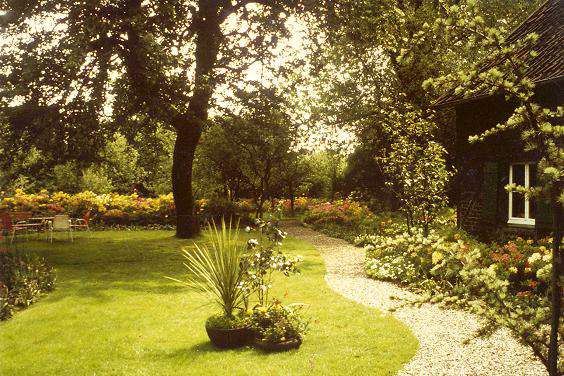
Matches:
[[206, 326, 253, 349], [253, 337, 302, 352]]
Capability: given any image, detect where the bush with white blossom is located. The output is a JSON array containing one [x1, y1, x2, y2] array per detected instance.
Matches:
[[363, 227, 560, 370], [239, 218, 303, 308]]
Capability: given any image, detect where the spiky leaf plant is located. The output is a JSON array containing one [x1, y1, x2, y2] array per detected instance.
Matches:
[[169, 219, 246, 318]]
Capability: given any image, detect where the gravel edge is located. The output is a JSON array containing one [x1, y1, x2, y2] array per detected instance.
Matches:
[[282, 222, 546, 376]]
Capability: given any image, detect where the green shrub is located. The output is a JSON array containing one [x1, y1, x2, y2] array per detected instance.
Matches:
[[205, 313, 247, 330], [0, 250, 55, 320], [198, 199, 238, 224]]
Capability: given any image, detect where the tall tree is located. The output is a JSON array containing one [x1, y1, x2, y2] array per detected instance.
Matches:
[[0, 0, 301, 237], [299, 0, 541, 180]]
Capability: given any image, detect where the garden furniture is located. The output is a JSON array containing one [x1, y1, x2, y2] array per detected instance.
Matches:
[[1, 213, 29, 243], [49, 214, 73, 243], [30, 216, 55, 222], [10, 211, 33, 225], [10, 211, 48, 236], [28, 216, 55, 239], [71, 210, 91, 234]]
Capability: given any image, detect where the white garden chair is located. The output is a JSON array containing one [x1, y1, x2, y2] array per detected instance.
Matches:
[[49, 214, 73, 243]]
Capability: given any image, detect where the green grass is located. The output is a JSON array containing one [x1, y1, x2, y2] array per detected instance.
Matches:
[[0, 230, 417, 376]]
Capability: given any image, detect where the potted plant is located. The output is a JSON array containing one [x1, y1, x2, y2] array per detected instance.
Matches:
[[169, 219, 252, 349], [248, 302, 308, 352]]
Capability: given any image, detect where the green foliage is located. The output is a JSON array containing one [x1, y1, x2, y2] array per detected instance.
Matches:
[[377, 111, 453, 234], [80, 166, 114, 194], [97, 133, 145, 193], [196, 88, 306, 211], [133, 127, 175, 195], [0, 250, 55, 321], [0, 132, 165, 195], [205, 313, 247, 330], [169, 219, 246, 317]]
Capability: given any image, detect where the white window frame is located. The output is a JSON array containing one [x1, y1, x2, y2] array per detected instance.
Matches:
[[508, 163, 535, 226]]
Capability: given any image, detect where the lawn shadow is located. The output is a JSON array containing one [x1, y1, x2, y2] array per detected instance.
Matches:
[[149, 341, 253, 360]]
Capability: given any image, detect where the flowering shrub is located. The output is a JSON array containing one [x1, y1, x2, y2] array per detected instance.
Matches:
[[302, 199, 384, 242], [483, 237, 553, 298], [303, 199, 415, 243], [362, 229, 472, 290], [1, 191, 303, 227], [304, 199, 373, 226], [363, 228, 561, 370], [363, 230, 553, 298], [240, 219, 303, 307], [0, 250, 55, 320], [0, 190, 174, 226], [272, 197, 317, 215], [248, 301, 308, 344]]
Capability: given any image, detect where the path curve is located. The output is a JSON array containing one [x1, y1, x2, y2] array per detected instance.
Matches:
[[282, 222, 546, 376]]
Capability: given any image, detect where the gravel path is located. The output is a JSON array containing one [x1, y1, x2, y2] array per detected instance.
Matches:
[[282, 222, 546, 376]]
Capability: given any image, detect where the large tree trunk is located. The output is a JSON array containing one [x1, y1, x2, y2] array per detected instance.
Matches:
[[548, 190, 562, 376], [172, 0, 221, 238], [172, 126, 202, 238]]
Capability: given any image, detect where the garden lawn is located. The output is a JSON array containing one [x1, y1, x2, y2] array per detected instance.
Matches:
[[0, 230, 417, 376]]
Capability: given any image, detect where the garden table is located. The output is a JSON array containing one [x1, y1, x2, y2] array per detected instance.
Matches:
[[27, 217, 55, 239], [30, 217, 55, 221]]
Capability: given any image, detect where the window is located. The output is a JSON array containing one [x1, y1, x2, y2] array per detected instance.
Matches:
[[508, 163, 536, 226]]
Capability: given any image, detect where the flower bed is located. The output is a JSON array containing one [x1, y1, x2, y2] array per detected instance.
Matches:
[[0, 190, 260, 227], [0, 190, 176, 226], [362, 226, 560, 369], [362, 229, 553, 299], [303, 199, 407, 242]]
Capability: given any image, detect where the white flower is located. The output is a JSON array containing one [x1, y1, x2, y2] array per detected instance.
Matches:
[[244, 226, 251, 233], [527, 252, 542, 264]]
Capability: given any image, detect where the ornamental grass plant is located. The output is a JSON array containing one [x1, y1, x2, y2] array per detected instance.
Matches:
[[167, 219, 246, 320]]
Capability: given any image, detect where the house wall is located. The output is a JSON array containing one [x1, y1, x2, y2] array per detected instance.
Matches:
[[454, 81, 561, 239]]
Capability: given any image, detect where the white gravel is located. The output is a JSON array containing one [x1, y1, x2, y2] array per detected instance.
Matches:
[[282, 222, 547, 376]]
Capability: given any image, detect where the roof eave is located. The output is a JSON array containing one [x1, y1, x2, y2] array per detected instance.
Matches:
[[432, 75, 564, 110]]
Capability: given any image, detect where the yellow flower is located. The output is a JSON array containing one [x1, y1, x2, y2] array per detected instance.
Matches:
[[431, 251, 444, 264], [257, 306, 267, 314], [246, 309, 254, 316]]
